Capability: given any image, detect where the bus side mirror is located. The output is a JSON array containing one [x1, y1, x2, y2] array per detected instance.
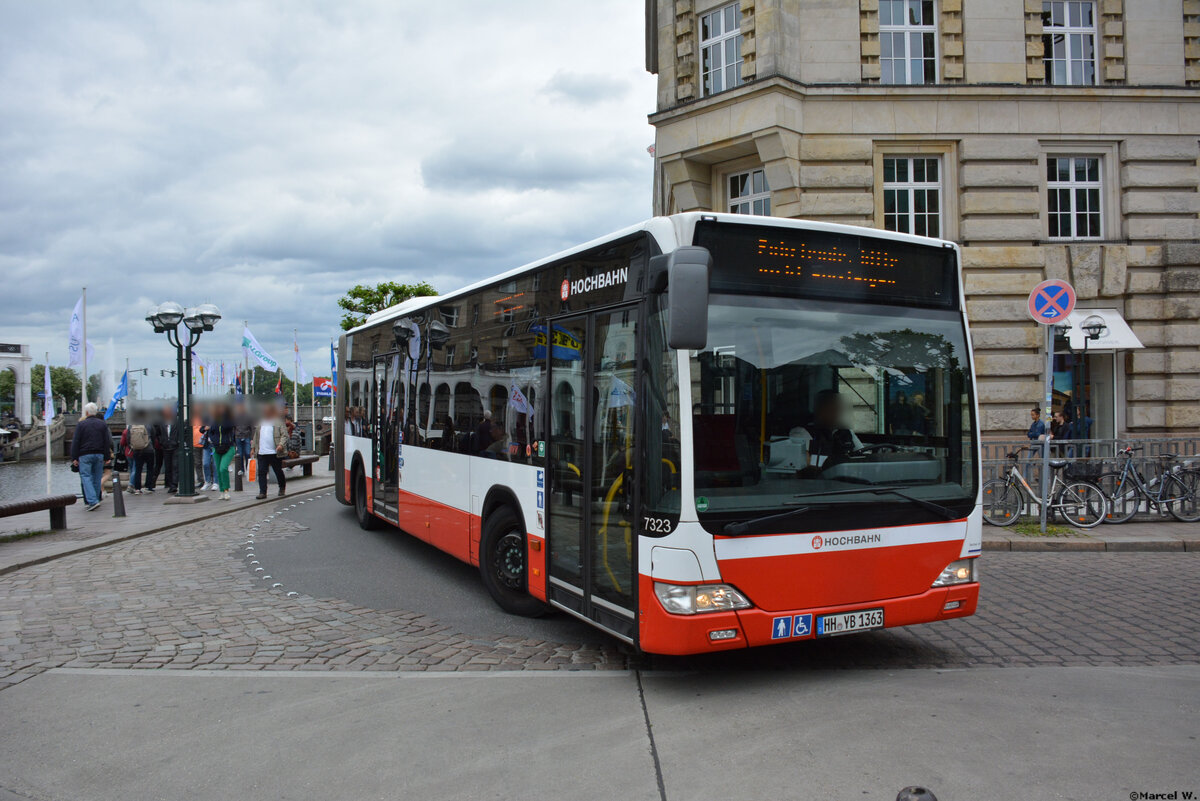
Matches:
[[665, 246, 711, 350]]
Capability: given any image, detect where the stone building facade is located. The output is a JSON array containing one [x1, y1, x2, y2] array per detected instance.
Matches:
[[646, 0, 1200, 437]]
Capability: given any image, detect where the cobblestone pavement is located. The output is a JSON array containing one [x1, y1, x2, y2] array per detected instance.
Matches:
[[0, 492, 1197, 689]]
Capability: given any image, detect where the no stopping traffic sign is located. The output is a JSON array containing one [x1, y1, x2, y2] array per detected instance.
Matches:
[[1027, 279, 1076, 325]]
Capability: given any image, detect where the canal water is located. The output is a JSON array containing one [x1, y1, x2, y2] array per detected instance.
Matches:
[[0, 460, 86, 503]]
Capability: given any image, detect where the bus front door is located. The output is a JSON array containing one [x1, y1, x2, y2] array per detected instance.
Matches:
[[372, 352, 401, 517], [546, 307, 639, 643]]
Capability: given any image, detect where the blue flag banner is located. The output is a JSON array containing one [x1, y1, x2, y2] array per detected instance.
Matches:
[[330, 342, 337, 394], [105, 370, 128, 420]]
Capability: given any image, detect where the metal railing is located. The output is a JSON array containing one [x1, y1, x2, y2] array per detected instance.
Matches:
[[981, 437, 1200, 521]]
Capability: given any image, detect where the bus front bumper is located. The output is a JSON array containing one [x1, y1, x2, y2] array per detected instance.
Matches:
[[637, 574, 979, 656]]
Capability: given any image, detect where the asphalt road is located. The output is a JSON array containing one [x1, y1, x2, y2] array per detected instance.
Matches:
[[254, 492, 605, 646]]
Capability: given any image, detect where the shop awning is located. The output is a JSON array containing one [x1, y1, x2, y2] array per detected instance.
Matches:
[[1063, 308, 1144, 351]]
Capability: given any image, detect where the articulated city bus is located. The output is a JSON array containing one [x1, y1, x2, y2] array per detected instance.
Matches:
[[335, 213, 981, 655]]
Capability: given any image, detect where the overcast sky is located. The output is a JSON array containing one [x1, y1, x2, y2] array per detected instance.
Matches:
[[0, 1, 656, 400]]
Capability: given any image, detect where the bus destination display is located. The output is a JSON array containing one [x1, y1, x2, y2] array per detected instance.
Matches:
[[695, 221, 957, 308]]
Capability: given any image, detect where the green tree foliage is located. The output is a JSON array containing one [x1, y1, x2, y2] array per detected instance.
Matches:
[[337, 281, 437, 331]]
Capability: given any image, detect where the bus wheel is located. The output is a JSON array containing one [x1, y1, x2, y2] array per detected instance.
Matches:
[[480, 506, 546, 617], [354, 468, 380, 531]]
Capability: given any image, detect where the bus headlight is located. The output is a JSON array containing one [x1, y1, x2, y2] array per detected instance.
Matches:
[[654, 582, 752, 615], [932, 558, 977, 587]]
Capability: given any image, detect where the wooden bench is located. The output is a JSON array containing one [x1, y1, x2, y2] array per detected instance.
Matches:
[[0, 494, 78, 531], [281, 453, 320, 477]]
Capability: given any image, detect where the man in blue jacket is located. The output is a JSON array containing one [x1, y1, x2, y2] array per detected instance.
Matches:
[[70, 403, 112, 511]]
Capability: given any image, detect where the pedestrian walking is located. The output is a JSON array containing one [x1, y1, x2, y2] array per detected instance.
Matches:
[[148, 409, 167, 492], [160, 403, 179, 493], [251, 403, 289, 499], [233, 401, 254, 486], [126, 411, 156, 494], [70, 402, 112, 511], [207, 403, 237, 500]]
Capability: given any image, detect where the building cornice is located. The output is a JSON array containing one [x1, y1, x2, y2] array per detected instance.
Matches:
[[648, 73, 1200, 125]]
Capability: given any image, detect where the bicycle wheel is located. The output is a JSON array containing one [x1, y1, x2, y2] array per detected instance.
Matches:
[[1095, 472, 1140, 524], [982, 479, 1021, 526], [1163, 470, 1200, 523], [1053, 481, 1108, 529]]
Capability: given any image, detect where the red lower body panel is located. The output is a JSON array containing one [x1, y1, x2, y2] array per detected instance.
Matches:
[[637, 572, 979, 656]]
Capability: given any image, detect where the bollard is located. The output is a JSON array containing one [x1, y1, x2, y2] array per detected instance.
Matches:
[[234, 454, 243, 492], [897, 788, 937, 801], [111, 472, 127, 518]]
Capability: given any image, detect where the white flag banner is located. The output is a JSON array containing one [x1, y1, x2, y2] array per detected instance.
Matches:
[[242, 326, 280, 372], [508, 381, 534, 415], [293, 336, 311, 384], [606, 375, 636, 409], [43, 363, 55, 421], [67, 296, 95, 368]]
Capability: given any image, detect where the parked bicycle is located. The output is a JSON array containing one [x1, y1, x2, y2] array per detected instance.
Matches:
[[982, 449, 1108, 529], [1096, 447, 1200, 524]]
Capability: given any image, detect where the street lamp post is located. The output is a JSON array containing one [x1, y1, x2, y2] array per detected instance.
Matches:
[[147, 301, 221, 501], [1077, 315, 1108, 439]]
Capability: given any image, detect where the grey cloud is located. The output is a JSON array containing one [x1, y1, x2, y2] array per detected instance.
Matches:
[[543, 71, 631, 105], [0, 0, 656, 399]]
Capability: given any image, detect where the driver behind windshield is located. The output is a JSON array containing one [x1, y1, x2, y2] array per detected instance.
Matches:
[[794, 389, 862, 478]]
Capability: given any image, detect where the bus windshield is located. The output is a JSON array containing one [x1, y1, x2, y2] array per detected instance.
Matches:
[[690, 293, 977, 534]]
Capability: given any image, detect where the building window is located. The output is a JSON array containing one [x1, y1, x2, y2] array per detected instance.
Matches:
[[1042, 1, 1097, 85], [440, 305, 459, 328], [879, 0, 937, 85], [728, 168, 770, 215], [1047, 156, 1102, 239], [445, 344, 456, 368], [883, 157, 941, 237], [700, 3, 743, 97], [494, 347, 508, 367]]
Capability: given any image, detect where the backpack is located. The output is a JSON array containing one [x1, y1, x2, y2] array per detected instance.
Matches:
[[129, 424, 150, 452]]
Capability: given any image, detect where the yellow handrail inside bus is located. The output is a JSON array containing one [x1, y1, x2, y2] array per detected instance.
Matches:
[[661, 458, 677, 474], [599, 473, 624, 594], [566, 462, 581, 477]]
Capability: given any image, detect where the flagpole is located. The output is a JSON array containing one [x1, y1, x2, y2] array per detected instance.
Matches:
[[44, 352, 52, 494], [80, 287, 88, 411], [293, 328, 299, 424], [125, 357, 129, 411], [243, 320, 249, 400]]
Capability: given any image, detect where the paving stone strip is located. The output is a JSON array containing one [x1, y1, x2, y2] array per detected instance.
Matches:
[[0, 491, 1196, 689]]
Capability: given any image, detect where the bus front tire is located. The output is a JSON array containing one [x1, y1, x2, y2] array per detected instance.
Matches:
[[480, 506, 546, 618], [354, 469, 381, 530]]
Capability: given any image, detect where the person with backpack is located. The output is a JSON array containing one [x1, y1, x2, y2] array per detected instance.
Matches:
[[125, 410, 156, 494], [207, 403, 238, 500]]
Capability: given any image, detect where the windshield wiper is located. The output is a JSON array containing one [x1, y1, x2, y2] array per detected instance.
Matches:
[[866, 487, 958, 519], [788, 485, 960, 520], [723, 506, 815, 536]]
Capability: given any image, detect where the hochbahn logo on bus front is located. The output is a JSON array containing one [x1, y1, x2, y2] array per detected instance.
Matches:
[[812, 536, 823, 550]]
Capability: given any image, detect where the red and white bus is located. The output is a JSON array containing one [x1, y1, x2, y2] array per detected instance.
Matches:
[[335, 213, 981, 655]]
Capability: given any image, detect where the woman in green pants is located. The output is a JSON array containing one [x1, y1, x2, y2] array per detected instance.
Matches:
[[208, 404, 238, 500]]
